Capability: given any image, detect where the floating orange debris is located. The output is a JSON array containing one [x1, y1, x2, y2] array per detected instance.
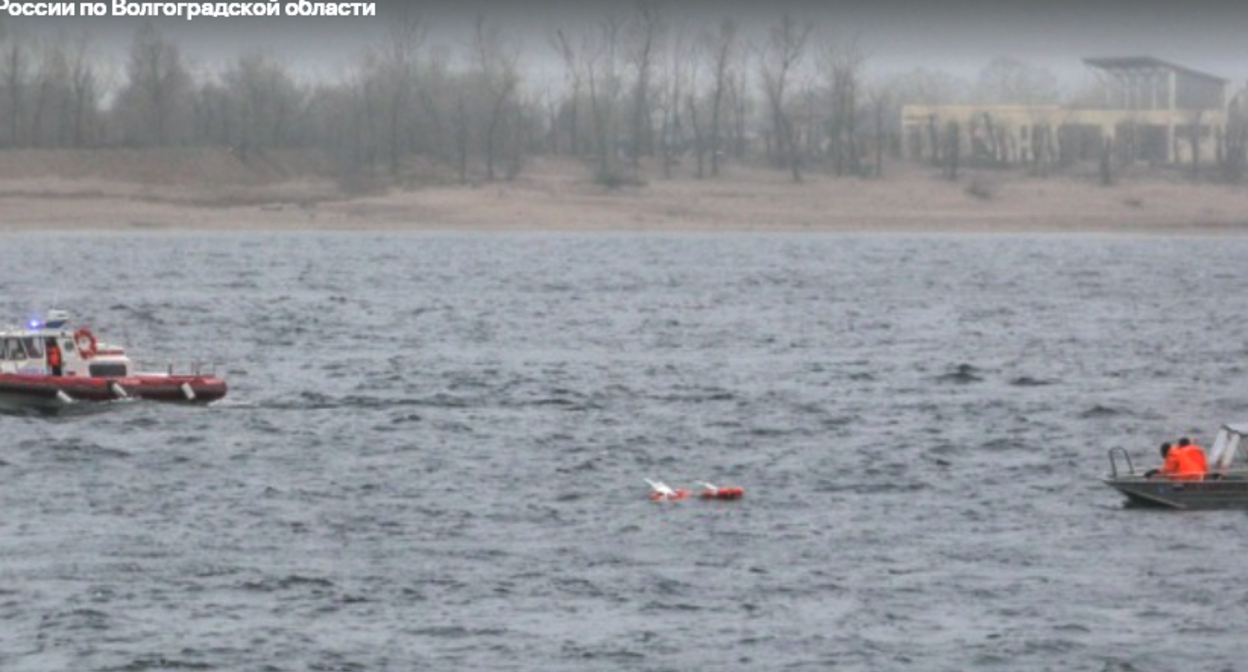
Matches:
[[646, 479, 744, 502], [649, 488, 690, 502], [698, 482, 745, 500], [645, 479, 689, 502]]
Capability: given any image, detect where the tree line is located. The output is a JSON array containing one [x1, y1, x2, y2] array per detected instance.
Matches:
[[4, 6, 1237, 187]]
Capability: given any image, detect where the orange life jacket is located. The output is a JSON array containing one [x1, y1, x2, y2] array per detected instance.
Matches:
[[1186, 444, 1208, 473], [1163, 450, 1184, 475], [47, 345, 62, 368], [1170, 445, 1206, 480]]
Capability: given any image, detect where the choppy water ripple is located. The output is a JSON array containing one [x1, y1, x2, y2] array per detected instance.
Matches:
[[1, 232, 1247, 671]]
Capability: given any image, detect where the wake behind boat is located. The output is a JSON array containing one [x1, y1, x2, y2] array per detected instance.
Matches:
[[0, 310, 226, 412], [1104, 424, 1248, 509]]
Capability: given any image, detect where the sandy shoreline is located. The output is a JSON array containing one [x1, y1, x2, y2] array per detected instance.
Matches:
[[2, 155, 1248, 235]]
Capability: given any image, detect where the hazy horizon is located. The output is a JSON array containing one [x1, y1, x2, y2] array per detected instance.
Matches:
[[5, 0, 1246, 91]]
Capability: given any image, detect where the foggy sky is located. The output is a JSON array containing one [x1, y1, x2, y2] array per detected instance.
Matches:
[[8, 0, 1247, 88]]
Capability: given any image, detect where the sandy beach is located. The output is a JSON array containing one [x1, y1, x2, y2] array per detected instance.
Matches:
[[1, 149, 1247, 234]]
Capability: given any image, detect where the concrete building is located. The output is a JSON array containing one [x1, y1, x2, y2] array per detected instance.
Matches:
[[901, 57, 1229, 167]]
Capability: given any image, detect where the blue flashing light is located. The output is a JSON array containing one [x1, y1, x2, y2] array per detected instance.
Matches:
[[27, 319, 40, 329]]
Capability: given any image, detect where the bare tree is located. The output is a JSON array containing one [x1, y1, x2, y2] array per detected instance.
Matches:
[[944, 120, 960, 180], [473, 15, 521, 182], [190, 77, 229, 146], [535, 85, 558, 154], [1099, 136, 1113, 186], [1187, 110, 1203, 178], [821, 37, 866, 176], [757, 14, 811, 182], [381, 15, 425, 179], [222, 52, 304, 160], [67, 31, 100, 147], [927, 114, 941, 165], [728, 68, 748, 160], [585, 16, 624, 184], [410, 44, 453, 167], [31, 36, 68, 147], [626, 0, 662, 175], [551, 27, 583, 156], [456, 89, 468, 183], [1028, 117, 1057, 177], [656, 21, 690, 179], [1221, 88, 1247, 182], [340, 54, 384, 176], [685, 36, 707, 178], [866, 83, 891, 178], [118, 21, 191, 146], [705, 18, 737, 176], [886, 67, 966, 163], [1, 33, 30, 147], [892, 67, 967, 107], [975, 56, 1059, 104]]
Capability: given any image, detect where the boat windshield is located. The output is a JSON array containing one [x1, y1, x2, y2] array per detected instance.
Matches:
[[22, 338, 42, 358], [3, 337, 27, 360], [1211, 427, 1248, 470]]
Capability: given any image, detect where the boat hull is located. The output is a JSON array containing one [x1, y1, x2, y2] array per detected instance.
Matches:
[[1104, 475, 1248, 510], [0, 373, 226, 411]]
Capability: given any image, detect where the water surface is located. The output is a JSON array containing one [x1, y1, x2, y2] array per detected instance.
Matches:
[[0, 232, 1244, 671]]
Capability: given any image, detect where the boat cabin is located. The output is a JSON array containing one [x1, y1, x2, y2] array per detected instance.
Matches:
[[0, 311, 132, 378]]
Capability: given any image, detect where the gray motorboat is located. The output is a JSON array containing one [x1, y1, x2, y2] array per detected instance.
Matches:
[[1104, 424, 1248, 509]]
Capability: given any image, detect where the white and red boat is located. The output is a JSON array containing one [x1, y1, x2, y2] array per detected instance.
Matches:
[[0, 310, 226, 411]]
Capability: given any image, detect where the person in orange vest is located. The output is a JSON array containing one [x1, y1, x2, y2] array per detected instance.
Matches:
[[1161, 442, 1180, 476], [1149, 439, 1204, 480], [45, 337, 63, 376], [1174, 437, 1207, 476], [1145, 438, 1208, 480], [1145, 442, 1174, 478]]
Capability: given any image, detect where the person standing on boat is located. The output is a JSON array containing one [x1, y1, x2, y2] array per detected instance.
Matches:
[[45, 337, 63, 376]]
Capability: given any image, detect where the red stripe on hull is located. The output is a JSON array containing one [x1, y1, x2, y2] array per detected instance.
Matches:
[[0, 373, 227, 405]]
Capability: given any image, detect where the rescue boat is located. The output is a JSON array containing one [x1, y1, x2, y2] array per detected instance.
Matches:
[[0, 310, 226, 412], [1104, 423, 1248, 509]]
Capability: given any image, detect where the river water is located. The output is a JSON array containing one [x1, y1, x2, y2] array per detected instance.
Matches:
[[1, 231, 1246, 671]]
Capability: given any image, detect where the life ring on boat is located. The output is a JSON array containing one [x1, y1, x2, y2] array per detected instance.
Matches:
[[73, 327, 97, 359]]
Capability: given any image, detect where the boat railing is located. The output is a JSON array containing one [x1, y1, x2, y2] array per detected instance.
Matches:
[[133, 358, 220, 377], [1107, 447, 1136, 478]]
